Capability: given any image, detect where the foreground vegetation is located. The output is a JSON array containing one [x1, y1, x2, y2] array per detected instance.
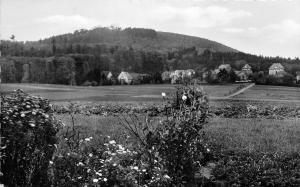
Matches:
[[1, 87, 300, 186]]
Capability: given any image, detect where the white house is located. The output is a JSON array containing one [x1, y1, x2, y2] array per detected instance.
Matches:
[[269, 63, 285, 76], [242, 64, 253, 75]]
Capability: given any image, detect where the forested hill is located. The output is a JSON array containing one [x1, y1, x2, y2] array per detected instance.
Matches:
[[26, 27, 238, 53]]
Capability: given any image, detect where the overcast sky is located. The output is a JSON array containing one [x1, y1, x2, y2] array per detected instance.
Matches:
[[1, 0, 300, 58]]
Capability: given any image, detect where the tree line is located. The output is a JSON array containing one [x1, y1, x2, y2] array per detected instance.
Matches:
[[1, 38, 300, 85]]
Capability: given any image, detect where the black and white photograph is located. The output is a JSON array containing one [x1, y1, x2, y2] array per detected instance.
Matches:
[[0, 0, 300, 186]]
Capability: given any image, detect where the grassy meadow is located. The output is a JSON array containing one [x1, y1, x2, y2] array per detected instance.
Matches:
[[56, 113, 300, 155], [1, 83, 246, 104], [2, 83, 299, 152]]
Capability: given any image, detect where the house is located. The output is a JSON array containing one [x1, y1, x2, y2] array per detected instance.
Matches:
[[101, 71, 113, 80], [218, 64, 232, 73], [296, 71, 300, 84], [117, 71, 142, 84], [235, 71, 248, 81], [241, 64, 253, 75], [170, 69, 195, 84], [100, 71, 114, 85], [161, 71, 173, 82], [269, 63, 285, 77], [117, 72, 150, 85]]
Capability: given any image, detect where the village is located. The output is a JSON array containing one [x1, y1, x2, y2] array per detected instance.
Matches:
[[97, 62, 300, 85]]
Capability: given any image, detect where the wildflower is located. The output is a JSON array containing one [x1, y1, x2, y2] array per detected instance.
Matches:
[[164, 174, 171, 179], [207, 148, 210, 152], [85, 138, 91, 142], [103, 178, 107, 182], [109, 140, 116, 144], [78, 176, 82, 179], [161, 92, 166, 97], [96, 172, 102, 176], [133, 166, 138, 170], [44, 114, 49, 118], [89, 153, 93, 157], [32, 111, 36, 115], [26, 105, 31, 109], [182, 95, 187, 101], [49, 161, 53, 165], [29, 123, 35, 127], [77, 162, 84, 166], [113, 163, 117, 166], [93, 178, 99, 183], [21, 113, 25, 117]]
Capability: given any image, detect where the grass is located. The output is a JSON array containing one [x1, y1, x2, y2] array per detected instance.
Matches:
[[56, 114, 300, 155], [233, 85, 300, 102], [204, 118, 300, 154], [0, 83, 245, 104]]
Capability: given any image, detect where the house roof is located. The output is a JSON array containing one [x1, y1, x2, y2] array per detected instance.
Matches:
[[269, 63, 284, 70]]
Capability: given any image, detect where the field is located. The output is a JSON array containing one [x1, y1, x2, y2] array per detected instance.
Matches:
[[233, 84, 300, 102], [57, 114, 300, 154], [0, 83, 245, 104]]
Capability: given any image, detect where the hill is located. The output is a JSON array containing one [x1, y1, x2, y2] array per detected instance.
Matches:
[[25, 27, 238, 53]]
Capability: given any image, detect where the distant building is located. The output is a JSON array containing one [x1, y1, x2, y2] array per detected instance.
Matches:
[[161, 71, 172, 83], [117, 72, 150, 85], [296, 71, 300, 84], [170, 69, 195, 84], [269, 63, 285, 77], [241, 64, 253, 75], [235, 71, 248, 81], [101, 71, 113, 80]]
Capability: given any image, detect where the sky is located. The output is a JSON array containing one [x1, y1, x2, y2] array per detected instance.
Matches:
[[1, 0, 300, 58]]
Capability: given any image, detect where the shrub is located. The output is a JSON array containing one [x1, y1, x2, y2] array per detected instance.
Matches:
[[82, 80, 92, 86], [121, 85, 212, 185], [0, 90, 61, 186], [91, 80, 98, 86]]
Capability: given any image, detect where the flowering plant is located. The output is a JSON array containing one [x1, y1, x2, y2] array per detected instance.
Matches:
[[0, 90, 61, 186]]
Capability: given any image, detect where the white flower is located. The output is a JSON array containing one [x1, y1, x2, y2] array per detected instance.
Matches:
[[113, 163, 117, 166], [49, 161, 53, 165], [93, 178, 99, 183], [103, 178, 107, 182], [89, 153, 93, 157], [96, 172, 102, 176], [21, 113, 25, 117], [161, 92, 166, 97], [77, 162, 84, 166], [182, 95, 187, 101], [85, 138, 90, 142], [109, 140, 116, 144], [78, 176, 82, 179], [32, 111, 36, 115], [164, 174, 171, 179], [133, 166, 138, 170], [207, 148, 210, 152], [29, 123, 35, 127]]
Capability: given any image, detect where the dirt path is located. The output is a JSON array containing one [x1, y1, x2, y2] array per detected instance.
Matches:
[[224, 83, 255, 99]]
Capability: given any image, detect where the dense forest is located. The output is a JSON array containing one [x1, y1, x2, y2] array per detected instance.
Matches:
[[0, 27, 299, 85]]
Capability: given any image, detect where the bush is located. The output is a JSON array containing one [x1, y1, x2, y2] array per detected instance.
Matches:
[[120, 85, 212, 185], [82, 80, 92, 86], [0, 90, 61, 186], [91, 80, 98, 86]]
